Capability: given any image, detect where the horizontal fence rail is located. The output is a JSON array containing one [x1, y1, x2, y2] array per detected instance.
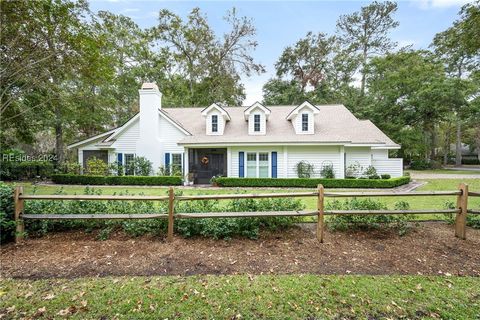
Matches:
[[12, 182, 475, 243]]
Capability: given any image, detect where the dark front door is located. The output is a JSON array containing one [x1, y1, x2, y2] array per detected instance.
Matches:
[[189, 148, 227, 184]]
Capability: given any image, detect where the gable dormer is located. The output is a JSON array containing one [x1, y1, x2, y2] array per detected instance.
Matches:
[[286, 101, 319, 135], [201, 103, 231, 135], [244, 102, 271, 135]]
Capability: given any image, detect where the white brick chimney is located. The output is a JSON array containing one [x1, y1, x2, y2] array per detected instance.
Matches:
[[137, 83, 162, 171]]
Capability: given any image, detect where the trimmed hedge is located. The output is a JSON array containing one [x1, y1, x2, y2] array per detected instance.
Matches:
[[0, 161, 54, 180], [214, 176, 411, 188], [51, 174, 182, 186]]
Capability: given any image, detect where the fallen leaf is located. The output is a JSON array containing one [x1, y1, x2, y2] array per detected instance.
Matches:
[[43, 293, 55, 300]]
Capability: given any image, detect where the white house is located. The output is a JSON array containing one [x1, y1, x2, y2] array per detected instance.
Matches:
[[68, 83, 403, 184]]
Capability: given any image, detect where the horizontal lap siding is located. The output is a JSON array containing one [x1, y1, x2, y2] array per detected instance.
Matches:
[[287, 146, 341, 178], [345, 147, 371, 171], [159, 116, 186, 155], [230, 146, 284, 178], [372, 159, 403, 177], [112, 120, 140, 154]]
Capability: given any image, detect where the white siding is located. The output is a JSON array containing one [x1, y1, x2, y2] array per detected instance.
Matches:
[[286, 146, 342, 178], [230, 146, 284, 178], [206, 110, 225, 135], [293, 107, 314, 134], [248, 108, 266, 135], [345, 147, 371, 173], [111, 119, 140, 154], [372, 159, 403, 178], [372, 149, 389, 160]]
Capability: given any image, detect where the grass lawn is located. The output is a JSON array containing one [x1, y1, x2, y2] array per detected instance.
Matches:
[[1, 275, 479, 319], [406, 169, 480, 175]]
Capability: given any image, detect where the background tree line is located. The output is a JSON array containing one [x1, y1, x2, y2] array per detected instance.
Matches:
[[263, 1, 479, 165], [1, 0, 479, 165]]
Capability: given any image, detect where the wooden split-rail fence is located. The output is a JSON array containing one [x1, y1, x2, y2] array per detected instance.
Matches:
[[13, 183, 479, 243]]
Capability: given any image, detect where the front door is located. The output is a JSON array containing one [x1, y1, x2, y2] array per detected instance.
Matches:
[[189, 148, 227, 184]]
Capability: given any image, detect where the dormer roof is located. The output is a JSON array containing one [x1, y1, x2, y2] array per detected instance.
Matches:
[[243, 102, 271, 120], [201, 103, 231, 121], [286, 101, 320, 120]]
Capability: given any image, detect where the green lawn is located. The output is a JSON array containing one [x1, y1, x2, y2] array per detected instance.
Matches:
[[1, 275, 478, 319], [406, 169, 480, 175]]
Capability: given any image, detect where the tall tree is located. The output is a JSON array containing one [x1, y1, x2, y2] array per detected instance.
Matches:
[[432, 2, 480, 165], [150, 7, 264, 107], [336, 1, 399, 97], [275, 32, 336, 92], [366, 50, 453, 161]]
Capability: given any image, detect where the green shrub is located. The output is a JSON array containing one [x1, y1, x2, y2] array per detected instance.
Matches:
[[0, 161, 54, 180], [85, 157, 109, 176], [345, 162, 363, 178], [51, 174, 182, 186], [462, 158, 480, 165], [320, 164, 335, 179], [442, 200, 480, 229], [0, 182, 15, 243], [62, 161, 82, 175], [380, 174, 391, 179], [108, 161, 124, 176], [296, 161, 314, 178], [409, 159, 432, 170], [214, 176, 410, 188], [174, 194, 305, 239], [23, 188, 304, 240], [363, 165, 378, 179], [327, 198, 410, 235], [126, 156, 153, 176]]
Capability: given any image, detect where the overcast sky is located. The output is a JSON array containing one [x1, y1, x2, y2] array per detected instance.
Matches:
[[90, 0, 471, 105]]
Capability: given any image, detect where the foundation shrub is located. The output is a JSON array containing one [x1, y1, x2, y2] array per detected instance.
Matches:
[[326, 198, 411, 235]]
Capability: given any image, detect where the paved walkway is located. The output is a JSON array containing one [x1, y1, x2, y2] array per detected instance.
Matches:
[[409, 173, 480, 179]]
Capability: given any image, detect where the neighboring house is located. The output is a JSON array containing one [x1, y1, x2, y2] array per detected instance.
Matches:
[[68, 83, 403, 184]]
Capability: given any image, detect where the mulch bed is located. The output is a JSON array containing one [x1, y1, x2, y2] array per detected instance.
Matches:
[[1, 222, 479, 279]]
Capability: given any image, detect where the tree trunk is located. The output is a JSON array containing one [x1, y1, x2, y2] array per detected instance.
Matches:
[[360, 47, 367, 97], [455, 119, 462, 167], [430, 125, 437, 161], [443, 128, 451, 166], [475, 127, 480, 162], [54, 104, 64, 165]]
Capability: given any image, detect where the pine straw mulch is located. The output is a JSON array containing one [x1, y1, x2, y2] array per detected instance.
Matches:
[[1, 222, 479, 279]]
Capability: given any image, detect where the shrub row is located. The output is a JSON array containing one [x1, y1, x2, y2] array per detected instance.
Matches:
[[51, 174, 182, 186], [0, 183, 15, 243], [0, 161, 54, 180], [21, 187, 304, 240], [214, 176, 411, 188], [462, 158, 480, 165]]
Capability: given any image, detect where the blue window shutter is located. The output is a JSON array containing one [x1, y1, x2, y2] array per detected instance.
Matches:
[[165, 153, 170, 166], [117, 153, 123, 164], [271, 152, 277, 178], [239, 152, 244, 177]]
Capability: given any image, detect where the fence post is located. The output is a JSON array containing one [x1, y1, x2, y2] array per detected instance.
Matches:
[[167, 187, 175, 242], [455, 183, 468, 240], [14, 186, 25, 243], [317, 184, 325, 243]]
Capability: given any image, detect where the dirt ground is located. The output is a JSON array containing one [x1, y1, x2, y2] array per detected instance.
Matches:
[[1, 222, 479, 279]]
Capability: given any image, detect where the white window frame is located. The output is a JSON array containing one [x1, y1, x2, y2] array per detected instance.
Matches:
[[246, 151, 271, 178], [124, 153, 135, 176], [211, 115, 218, 133], [253, 114, 261, 132], [301, 113, 309, 132], [171, 153, 183, 172]]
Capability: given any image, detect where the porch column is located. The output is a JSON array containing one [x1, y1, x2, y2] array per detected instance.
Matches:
[[227, 147, 232, 177], [184, 147, 189, 183], [339, 146, 345, 179]]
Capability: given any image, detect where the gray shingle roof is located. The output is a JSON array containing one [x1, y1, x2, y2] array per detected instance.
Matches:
[[162, 104, 399, 147]]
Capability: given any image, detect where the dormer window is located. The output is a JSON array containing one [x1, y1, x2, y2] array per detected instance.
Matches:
[[244, 102, 271, 135], [254, 114, 261, 132], [212, 115, 218, 133], [302, 113, 309, 132], [286, 101, 319, 135], [201, 103, 231, 135]]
